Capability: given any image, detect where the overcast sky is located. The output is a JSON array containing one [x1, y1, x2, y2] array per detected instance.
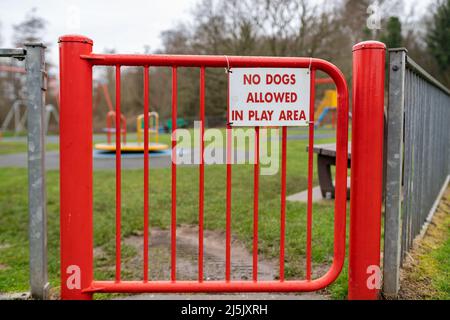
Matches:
[[0, 0, 432, 67], [0, 0, 197, 65]]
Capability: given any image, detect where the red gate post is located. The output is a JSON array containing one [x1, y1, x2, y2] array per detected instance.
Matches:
[[349, 41, 386, 300], [59, 35, 94, 300]]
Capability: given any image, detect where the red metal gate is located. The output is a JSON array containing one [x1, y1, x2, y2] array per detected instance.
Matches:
[[59, 35, 385, 300]]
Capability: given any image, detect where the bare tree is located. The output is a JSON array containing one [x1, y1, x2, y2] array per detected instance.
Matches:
[[12, 8, 48, 47]]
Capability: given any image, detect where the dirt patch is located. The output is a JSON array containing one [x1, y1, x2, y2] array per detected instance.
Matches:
[[0, 264, 8, 271], [0, 243, 11, 251], [94, 225, 330, 299], [398, 187, 450, 300], [0, 292, 30, 300], [121, 225, 278, 281]]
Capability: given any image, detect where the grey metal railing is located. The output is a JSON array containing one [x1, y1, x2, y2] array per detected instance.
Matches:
[[0, 44, 49, 299], [383, 48, 450, 298]]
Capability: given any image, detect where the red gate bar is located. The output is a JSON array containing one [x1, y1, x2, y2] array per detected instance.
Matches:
[[306, 69, 316, 281], [253, 126, 260, 282], [279, 126, 287, 281], [115, 66, 122, 282], [348, 41, 386, 300], [106, 111, 126, 144], [198, 67, 205, 282], [59, 35, 350, 299], [226, 96, 232, 282], [171, 67, 177, 282], [143, 66, 149, 282]]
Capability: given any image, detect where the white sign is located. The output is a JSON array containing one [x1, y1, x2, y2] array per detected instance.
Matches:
[[229, 68, 311, 127]]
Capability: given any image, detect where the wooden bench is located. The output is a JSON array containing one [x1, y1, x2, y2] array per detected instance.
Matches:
[[306, 143, 351, 199]]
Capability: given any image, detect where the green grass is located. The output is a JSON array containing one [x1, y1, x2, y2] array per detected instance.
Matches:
[[0, 129, 352, 298], [427, 236, 450, 299], [399, 198, 450, 300], [433, 237, 450, 298], [0, 141, 59, 155]]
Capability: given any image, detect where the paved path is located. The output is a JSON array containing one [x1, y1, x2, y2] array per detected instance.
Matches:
[[287, 177, 351, 203], [0, 132, 336, 170], [0, 148, 250, 170], [0, 151, 175, 170]]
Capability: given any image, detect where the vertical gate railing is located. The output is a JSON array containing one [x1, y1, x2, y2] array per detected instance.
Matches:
[[59, 35, 352, 300], [0, 44, 49, 299], [383, 48, 450, 298]]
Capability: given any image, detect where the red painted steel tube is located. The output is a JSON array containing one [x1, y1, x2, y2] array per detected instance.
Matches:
[[85, 278, 343, 293], [171, 67, 177, 282], [198, 67, 205, 282], [143, 66, 149, 282], [82, 54, 345, 74], [59, 35, 94, 300], [315, 77, 333, 85], [226, 73, 232, 282], [279, 127, 287, 281], [306, 69, 316, 281], [115, 66, 122, 282], [253, 127, 260, 282], [348, 41, 386, 300]]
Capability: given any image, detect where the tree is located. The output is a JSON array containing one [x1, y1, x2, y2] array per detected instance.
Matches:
[[425, 0, 450, 85], [380, 16, 402, 48], [12, 8, 48, 47]]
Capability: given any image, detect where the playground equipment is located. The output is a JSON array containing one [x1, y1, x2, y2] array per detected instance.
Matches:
[[92, 79, 168, 152], [0, 64, 60, 136], [93, 82, 128, 143], [137, 112, 159, 144], [166, 117, 188, 132], [94, 111, 168, 152], [105, 110, 127, 144], [1, 100, 59, 135], [314, 89, 337, 128], [1, 100, 27, 133]]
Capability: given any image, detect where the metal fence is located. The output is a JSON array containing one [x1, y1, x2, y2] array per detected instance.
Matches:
[[383, 48, 450, 298], [0, 44, 49, 299]]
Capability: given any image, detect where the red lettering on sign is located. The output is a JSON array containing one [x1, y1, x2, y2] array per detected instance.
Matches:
[[243, 74, 261, 85], [246, 92, 298, 103], [266, 73, 296, 85], [248, 110, 274, 121], [279, 110, 306, 121]]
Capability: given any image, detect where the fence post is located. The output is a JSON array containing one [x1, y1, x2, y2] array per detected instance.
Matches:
[[25, 43, 49, 300], [59, 35, 93, 300], [349, 41, 386, 300], [382, 48, 407, 298]]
